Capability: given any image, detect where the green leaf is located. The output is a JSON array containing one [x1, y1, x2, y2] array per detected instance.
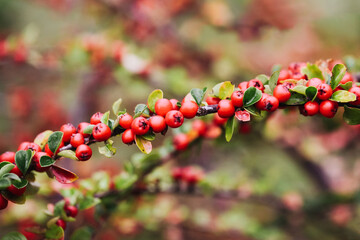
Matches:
[[256, 74, 269, 84], [269, 70, 280, 92], [45, 225, 64, 239], [271, 64, 282, 73], [190, 88, 207, 106], [1, 190, 26, 204], [290, 85, 307, 95], [79, 196, 101, 210], [12, 178, 28, 189], [301, 63, 324, 80], [39, 155, 55, 167], [48, 131, 64, 154], [100, 111, 110, 125], [211, 82, 223, 97], [285, 93, 307, 105], [15, 150, 33, 175], [340, 81, 353, 91], [343, 105, 360, 125], [98, 140, 116, 158], [3, 173, 21, 183], [70, 226, 94, 240], [305, 86, 318, 101], [147, 89, 163, 113], [141, 132, 156, 141], [0, 178, 11, 190], [330, 90, 356, 103], [330, 64, 347, 90], [114, 173, 138, 191], [135, 136, 152, 154], [83, 124, 95, 135], [1, 231, 27, 240], [112, 98, 122, 116], [219, 81, 234, 99], [225, 116, 236, 142], [0, 162, 15, 178], [244, 105, 262, 117], [57, 150, 79, 161], [134, 104, 150, 118], [34, 130, 53, 149], [50, 165, 78, 184], [243, 87, 262, 107]]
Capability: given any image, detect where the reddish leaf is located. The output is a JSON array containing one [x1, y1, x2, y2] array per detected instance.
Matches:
[[50, 165, 78, 184], [235, 110, 251, 122]]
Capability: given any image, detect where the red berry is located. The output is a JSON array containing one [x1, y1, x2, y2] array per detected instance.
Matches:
[[119, 113, 133, 129], [288, 62, 306, 74], [92, 123, 112, 142], [173, 134, 189, 151], [75, 144, 92, 161], [169, 99, 180, 110], [171, 167, 183, 180], [213, 113, 228, 126], [77, 122, 91, 138], [155, 99, 173, 116], [149, 115, 166, 133], [122, 129, 135, 144], [165, 110, 184, 128], [0, 151, 15, 163], [278, 70, 291, 83], [70, 133, 84, 148], [33, 152, 51, 172], [247, 79, 264, 92], [56, 219, 66, 230], [90, 112, 104, 125], [10, 165, 23, 177], [217, 100, 235, 118], [8, 184, 26, 196], [205, 96, 220, 105], [300, 101, 319, 116], [256, 94, 279, 112], [45, 141, 64, 157], [273, 84, 291, 103], [306, 78, 324, 88], [192, 120, 207, 137], [17, 142, 41, 153], [17, 142, 30, 151], [238, 82, 248, 92], [317, 83, 333, 100], [340, 72, 353, 85], [231, 90, 244, 107], [60, 123, 76, 143], [349, 87, 360, 105], [65, 205, 78, 218], [0, 194, 8, 210], [319, 100, 338, 118], [131, 117, 150, 135], [180, 101, 198, 119]]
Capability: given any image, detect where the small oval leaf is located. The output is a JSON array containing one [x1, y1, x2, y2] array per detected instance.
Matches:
[[50, 165, 78, 184], [34, 130, 53, 149], [219, 81, 234, 99], [330, 64, 347, 90], [330, 90, 356, 103], [15, 150, 33, 175], [57, 150, 79, 161], [285, 93, 307, 105], [305, 86, 318, 101], [147, 89, 163, 113], [40, 155, 56, 167], [225, 116, 236, 142], [243, 87, 262, 107], [48, 132, 64, 154], [269, 70, 280, 92], [135, 136, 152, 154], [112, 98, 123, 116], [190, 88, 207, 106], [343, 105, 360, 125]]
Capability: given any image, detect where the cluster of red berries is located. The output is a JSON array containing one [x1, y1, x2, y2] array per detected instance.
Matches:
[[171, 166, 204, 188], [55, 200, 78, 230]]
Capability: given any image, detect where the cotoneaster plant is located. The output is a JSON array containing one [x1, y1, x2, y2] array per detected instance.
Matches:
[[1, 60, 360, 239]]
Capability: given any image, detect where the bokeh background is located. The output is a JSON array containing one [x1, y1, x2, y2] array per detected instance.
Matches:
[[1, 0, 360, 239]]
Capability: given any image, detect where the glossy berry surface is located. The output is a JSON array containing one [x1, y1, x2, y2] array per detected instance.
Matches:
[[349, 87, 360, 105], [155, 99, 173, 116], [217, 100, 235, 118], [77, 122, 91, 138], [180, 101, 198, 119], [273, 84, 291, 103], [319, 100, 338, 118], [10, 165, 23, 177], [306, 78, 324, 88], [75, 144, 92, 161], [169, 99, 180, 110], [60, 123, 76, 143], [92, 123, 112, 142], [56, 219, 67, 230], [8, 184, 26, 196], [70, 133, 85, 148], [149, 115, 166, 133], [206, 96, 220, 105], [173, 134, 189, 151], [0, 151, 15, 163], [90, 112, 104, 125], [165, 110, 184, 128], [131, 117, 150, 135], [119, 113, 133, 129], [17, 142, 41, 153], [247, 79, 264, 92], [213, 113, 228, 126], [301, 101, 320, 116], [317, 83, 333, 100], [231, 90, 244, 107], [122, 129, 135, 144]]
